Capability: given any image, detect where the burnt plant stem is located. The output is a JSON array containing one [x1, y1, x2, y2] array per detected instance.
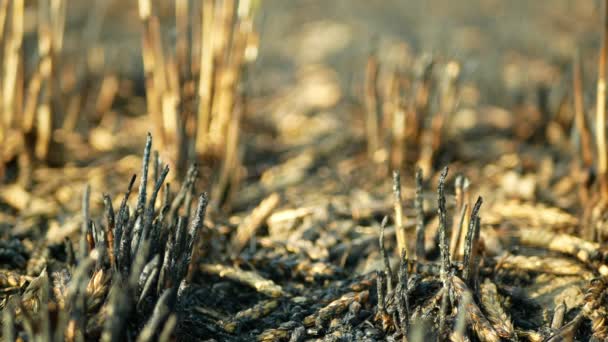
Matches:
[[376, 270, 386, 315], [415, 168, 425, 261], [437, 166, 450, 338], [104, 194, 116, 267], [80, 184, 91, 261], [397, 249, 410, 335], [137, 133, 152, 215], [379, 216, 394, 293], [463, 196, 483, 287], [186, 193, 209, 282], [437, 167, 450, 284]]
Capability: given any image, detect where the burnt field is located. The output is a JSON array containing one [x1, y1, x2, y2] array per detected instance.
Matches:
[[1, 1, 608, 341]]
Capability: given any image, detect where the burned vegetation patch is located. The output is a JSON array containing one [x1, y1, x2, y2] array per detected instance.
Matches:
[[5, 0, 608, 341]]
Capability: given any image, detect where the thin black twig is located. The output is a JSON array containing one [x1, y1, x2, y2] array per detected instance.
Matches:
[[379, 216, 394, 293], [397, 249, 410, 334], [415, 168, 425, 261], [463, 196, 483, 287], [437, 166, 450, 281], [137, 132, 153, 215], [437, 166, 450, 338], [80, 184, 91, 261], [186, 193, 210, 282]]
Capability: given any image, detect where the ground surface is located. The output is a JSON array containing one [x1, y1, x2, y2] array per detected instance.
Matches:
[[3, 1, 608, 341]]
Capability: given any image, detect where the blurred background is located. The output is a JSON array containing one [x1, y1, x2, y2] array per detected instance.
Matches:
[[4, 0, 604, 215], [56, 0, 601, 107], [259, 0, 600, 106]]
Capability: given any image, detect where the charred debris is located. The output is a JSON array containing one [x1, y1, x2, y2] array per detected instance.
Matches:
[[5, 1, 608, 342], [4, 133, 608, 341]]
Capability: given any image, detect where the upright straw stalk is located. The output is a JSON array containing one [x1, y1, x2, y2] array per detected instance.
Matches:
[[574, 52, 593, 168], [597, 0, 608, 198], [139, 0, 258, 201]]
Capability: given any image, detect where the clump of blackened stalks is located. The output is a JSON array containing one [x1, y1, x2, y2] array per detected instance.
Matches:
[[5, 136, 608, 341], [374, 166, 493, 342], [2, 133, 210, 341]]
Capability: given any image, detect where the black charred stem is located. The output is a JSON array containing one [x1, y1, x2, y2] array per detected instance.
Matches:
[[463, 196, 483, 288], [186, 193, 210, 283], [379, 216, 394, 292], [137, 132, 153, 216], [86, 219, 95, 252], [415, 168, 425, 261], [172, 217, 188, 284], [139, 254, 160, 294], [143, 164, 170, 241], [437, 167, 450, 282], [437, 166, 450, 338], [183, 188, 195, 223], [153, 150, 160, 185], [397, 249, 410, 335], [93, 220, 104, 249], [471, 216, 482, 289], [65, 237, 75, 267], [132, 220, 143, 260], [169, 165, 198, 220], [104, 194, 116, 267], [158, 231, 175, 293], [104, 194, 115, 231], [91, 221, 108, 269], [376, 270, 386, 315], [119, 212, 136, 277], [80, 184, 91, 261], [115, 174, 137, 270], [129, 239, 151, 292], [162, 183, 171, 214]]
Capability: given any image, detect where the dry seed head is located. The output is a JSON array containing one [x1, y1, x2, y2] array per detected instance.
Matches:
[[452, 277, 500, 342], [86, 269, 108, 297], [480, 279, 515, 338]]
